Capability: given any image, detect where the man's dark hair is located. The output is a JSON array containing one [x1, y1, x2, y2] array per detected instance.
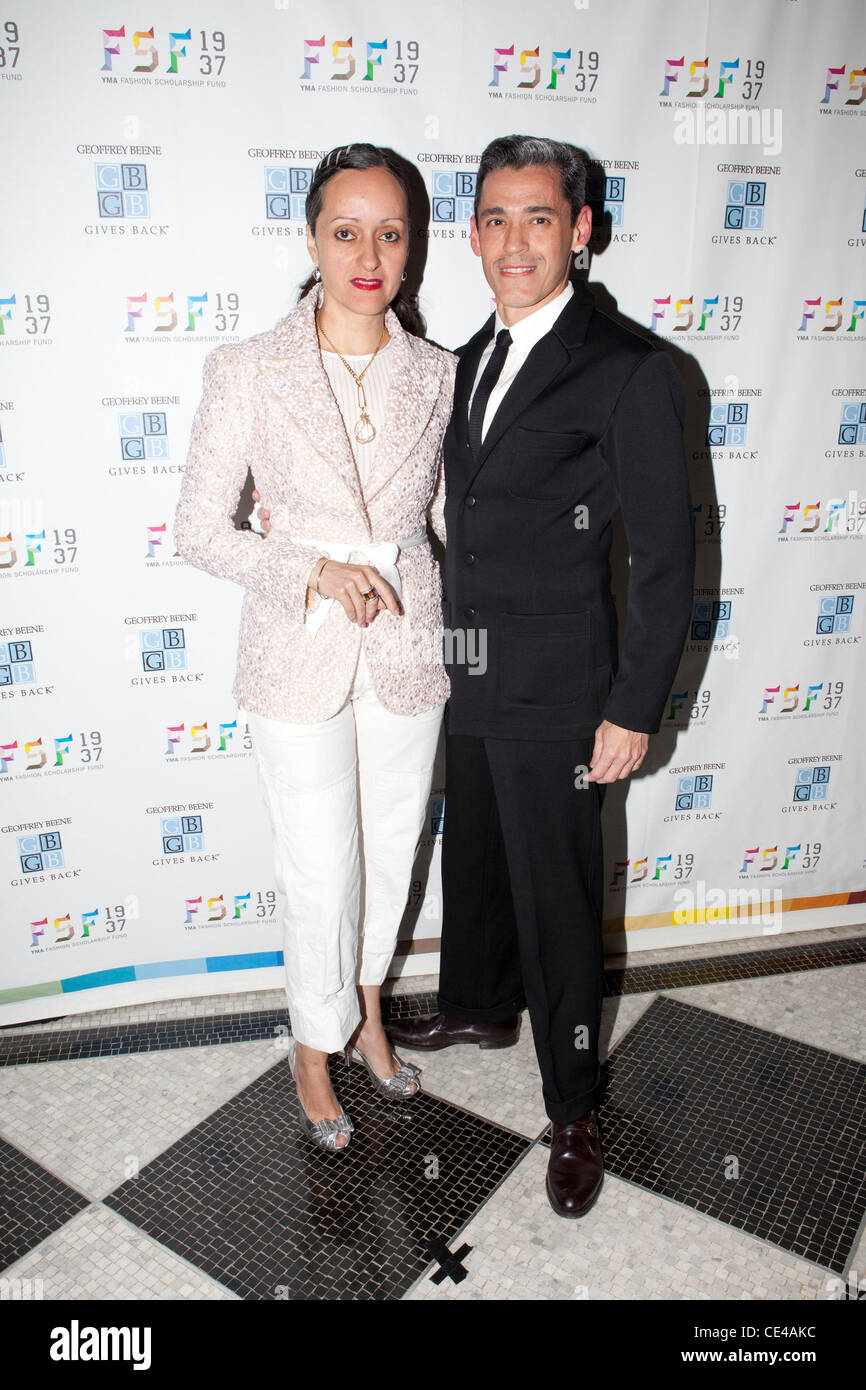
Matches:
[[473, 135, 587, 224]]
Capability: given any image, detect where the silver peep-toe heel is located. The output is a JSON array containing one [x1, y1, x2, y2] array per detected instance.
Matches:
[[287, 1038, 354, 1152], [348, 1042, 422, 1100]]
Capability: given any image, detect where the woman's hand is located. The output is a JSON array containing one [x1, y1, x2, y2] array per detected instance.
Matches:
[[309, 560, 400, 628], [252, 489, 399, 628]]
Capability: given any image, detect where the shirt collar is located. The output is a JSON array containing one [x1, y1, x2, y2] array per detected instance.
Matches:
[[493, 281, 574, 352]]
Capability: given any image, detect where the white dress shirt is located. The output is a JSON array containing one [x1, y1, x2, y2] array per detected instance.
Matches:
[[468, 281, 574, 441]]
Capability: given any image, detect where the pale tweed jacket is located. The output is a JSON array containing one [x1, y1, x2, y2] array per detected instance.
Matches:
[[174, 285, 456, 722]]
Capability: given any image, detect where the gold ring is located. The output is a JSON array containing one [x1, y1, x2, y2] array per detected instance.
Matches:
[[360, 590, 375, 602]]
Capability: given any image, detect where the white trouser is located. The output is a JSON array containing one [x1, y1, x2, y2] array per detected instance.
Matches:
[[244, 648, 444, 1053]]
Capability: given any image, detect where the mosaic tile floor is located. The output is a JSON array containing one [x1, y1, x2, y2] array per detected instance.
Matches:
[[1, 930, 864, 1301]]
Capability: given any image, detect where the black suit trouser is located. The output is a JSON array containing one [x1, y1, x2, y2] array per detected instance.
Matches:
[[437, 728, 606, 1125]]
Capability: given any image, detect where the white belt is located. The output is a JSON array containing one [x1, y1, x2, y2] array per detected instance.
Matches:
[[293, 531, 427, 637]]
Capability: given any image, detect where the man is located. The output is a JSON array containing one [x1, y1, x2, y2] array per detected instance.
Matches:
[[387, 135, 695, 1218]]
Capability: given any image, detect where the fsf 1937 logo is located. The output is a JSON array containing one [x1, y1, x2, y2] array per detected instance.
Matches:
[[99, 25, 227, 84], [488, 43, 600, 102], [299, 36, 420, 90]]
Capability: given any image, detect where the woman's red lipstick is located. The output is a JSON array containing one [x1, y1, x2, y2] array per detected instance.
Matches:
[[351, 277, 383, 290]]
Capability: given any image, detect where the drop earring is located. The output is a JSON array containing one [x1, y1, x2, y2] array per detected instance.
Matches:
[[314, 267, 321, 281], [401, 270, 407, 282]]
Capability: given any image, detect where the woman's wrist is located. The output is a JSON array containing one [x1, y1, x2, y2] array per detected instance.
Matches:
[[308, 556, 328, 595]]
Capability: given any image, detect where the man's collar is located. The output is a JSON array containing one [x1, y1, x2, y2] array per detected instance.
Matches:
[[494, 281, 574, 348]]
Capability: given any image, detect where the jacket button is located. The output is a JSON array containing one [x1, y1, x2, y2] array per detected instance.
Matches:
[[464, 606, 477, 620], [465, 495, 477, 507], [464, 552, 476, 565]]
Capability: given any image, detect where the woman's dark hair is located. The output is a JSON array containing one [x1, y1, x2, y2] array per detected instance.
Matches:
[[298, 143, 424, 337]]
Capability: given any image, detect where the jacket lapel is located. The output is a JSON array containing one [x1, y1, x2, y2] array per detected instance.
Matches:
[[464, 282, 596, 491], [362, 315, 448, 505], [453, 319, 494, 451], [255, 285, 370, 525]]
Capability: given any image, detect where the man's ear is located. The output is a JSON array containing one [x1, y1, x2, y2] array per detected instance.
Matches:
[[571, 204, 592, 252], [469, 216, 482, 258]]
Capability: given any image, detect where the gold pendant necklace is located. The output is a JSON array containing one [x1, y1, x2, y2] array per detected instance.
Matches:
[[316, 312, 388, 443]]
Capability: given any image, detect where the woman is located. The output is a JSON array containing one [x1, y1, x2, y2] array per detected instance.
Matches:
[[174, 144, 456, 1151]]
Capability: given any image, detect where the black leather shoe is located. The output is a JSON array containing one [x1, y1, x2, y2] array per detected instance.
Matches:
[[386, 1011, 520, 1051], [545, 1111, 604, 1218]]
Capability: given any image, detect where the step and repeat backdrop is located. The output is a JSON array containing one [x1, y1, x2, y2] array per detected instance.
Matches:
[[1, 0, 864, 1023]]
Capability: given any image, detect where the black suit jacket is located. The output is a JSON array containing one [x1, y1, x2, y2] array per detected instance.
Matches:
[[442, 278, 695, 739]]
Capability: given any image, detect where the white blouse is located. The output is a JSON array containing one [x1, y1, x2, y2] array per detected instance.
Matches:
[[321, 339, 394, 490]]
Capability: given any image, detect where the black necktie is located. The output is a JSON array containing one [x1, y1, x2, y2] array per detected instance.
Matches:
[[468, 328, 512, 457]]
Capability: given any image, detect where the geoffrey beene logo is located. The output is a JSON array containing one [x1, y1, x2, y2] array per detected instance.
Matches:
[[586, 167, 638, 245], [119, 410, 167, 460], [142, 627, 185, 671], [793, 766, 831, 803], [5, 816, 78, 885], [651, 294, 743, 339], [784, 755, 841, 814], [675, 775, 713, 811], [707, 400, 749, 448], [264, 164, 313, 221], [759, 682, 844, 720], [430, 170, 477, 225], [740, 842, 822, 877], [609, 851, 695, 888], [124, 613, 200, 686], [93, 161, 150, 219], [0, 629, 53, 698], [721, 179, 774, 244], [147, 802, 217, 866], [837, 399, 866, 448], [17, 830, 63, 878], [161, 813, 203, 853], [666, 763, 724, 821], [488, 43, 601, 103], [691, 599, 731, 642], [805, 584, 863, 647], [817, 593, 854, 635]]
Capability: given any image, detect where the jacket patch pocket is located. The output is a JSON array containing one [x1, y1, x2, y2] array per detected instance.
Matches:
[[507, 427, 589, 501], [500, 611, 590, 708]]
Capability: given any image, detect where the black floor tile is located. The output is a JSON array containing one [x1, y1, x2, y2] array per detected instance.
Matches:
[[0, 1136, 91, 1270], [540, 996, 866, 1273], [603, 934, 866, 996], [103, 1054, 528, 1299], [0, 1010, 289, 1067]]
